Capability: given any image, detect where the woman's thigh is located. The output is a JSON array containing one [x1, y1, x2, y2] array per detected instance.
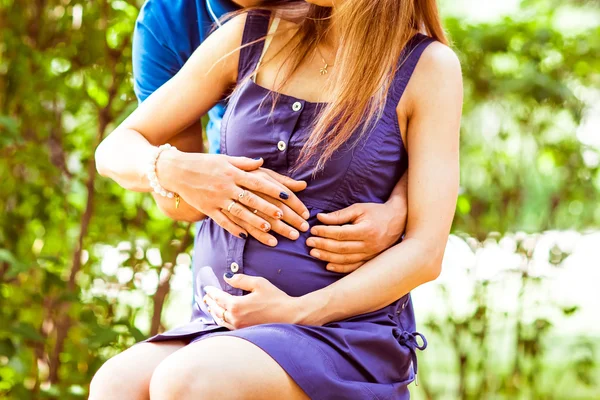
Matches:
[[150, 335, 309, 400], [89, 340, 185, 400]]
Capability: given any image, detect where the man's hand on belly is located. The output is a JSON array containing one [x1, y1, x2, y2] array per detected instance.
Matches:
[[306, 174, 409, 273]]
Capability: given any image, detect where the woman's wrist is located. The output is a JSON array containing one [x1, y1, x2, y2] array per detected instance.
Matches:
[[386, 189, 406, 212], [293, 289, 339, 326], [154, 146, 187, 194], [146, 144, 178, 198]]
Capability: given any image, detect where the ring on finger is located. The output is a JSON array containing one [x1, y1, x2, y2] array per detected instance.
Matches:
[[227, 201, 236, 213], [253, 209, 258, 214], [238, 190, 246, 201]]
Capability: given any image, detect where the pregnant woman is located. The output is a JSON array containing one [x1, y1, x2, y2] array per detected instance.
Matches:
[[91, 0, 462, 399]]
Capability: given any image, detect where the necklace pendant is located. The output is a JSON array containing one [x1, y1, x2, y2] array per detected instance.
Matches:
[[319, 63, 328, 75]]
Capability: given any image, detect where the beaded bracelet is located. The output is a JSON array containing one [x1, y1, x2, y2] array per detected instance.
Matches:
[[147, 144, 180, 208]]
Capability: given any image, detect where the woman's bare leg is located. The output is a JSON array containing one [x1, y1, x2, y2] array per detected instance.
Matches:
[[89, 341, 185, 400], [149, 336, 309, 400]]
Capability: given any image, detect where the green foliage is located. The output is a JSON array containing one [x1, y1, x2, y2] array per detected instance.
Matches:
[[450, 4, 600, 237], [0, 0, 598, 398], [414, 232, 599, 399]]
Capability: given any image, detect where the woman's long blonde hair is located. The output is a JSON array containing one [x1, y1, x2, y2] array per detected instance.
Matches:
[[231, 0, 447, 171]]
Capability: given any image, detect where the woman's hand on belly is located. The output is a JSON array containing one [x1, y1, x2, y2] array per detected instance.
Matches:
[[224, 168, 311, 245], [203, 273, 305, 329], [158, 151, 309, 244]]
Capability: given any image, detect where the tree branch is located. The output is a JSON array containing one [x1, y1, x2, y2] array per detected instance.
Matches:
[[150, 223, 193, 336]]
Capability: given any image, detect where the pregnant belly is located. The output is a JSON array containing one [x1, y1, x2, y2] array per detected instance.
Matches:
[[243, 230, 340, 297], [193, 216, 340, 299]]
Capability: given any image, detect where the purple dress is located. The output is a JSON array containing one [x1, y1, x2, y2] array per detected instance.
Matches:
[[148, 12, 434, 399]]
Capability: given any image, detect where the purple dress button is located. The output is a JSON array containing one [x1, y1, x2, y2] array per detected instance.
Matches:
[[230, 262, 239, 273]]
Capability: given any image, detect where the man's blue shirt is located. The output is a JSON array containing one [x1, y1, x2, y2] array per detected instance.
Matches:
[[132, 0, 239, 154]]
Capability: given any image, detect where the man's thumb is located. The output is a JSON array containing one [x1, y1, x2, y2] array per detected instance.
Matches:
[[317, 204, 360, 225]]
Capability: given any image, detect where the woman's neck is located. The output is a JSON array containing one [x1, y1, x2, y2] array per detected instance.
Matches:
[[318, 8, 340, 59]]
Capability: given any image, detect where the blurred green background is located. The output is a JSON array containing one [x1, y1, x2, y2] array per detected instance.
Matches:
[[1, 0, 599, 398]]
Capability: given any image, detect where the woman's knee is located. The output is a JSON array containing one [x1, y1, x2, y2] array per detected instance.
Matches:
[[149, 336, 308, 400], [90, 342, 184, 400], [149, 350, 218, 400], [89, 351, 143, 399], [150, 338, 255, 399]]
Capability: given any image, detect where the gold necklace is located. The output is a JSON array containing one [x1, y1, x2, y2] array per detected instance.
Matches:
[[316, 47, 335, 75]]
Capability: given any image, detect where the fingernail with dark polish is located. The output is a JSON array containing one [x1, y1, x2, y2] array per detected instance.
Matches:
[[279, 192, 289, 200], [224, 272, 234, 279], [240, 232, 247, 239], [253, 157, 262, 160]]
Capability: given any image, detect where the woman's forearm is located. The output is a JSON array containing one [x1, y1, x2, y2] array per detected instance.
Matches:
[[297, 237, 443, 326], [96, 128, 207, 221], [95, 128, 158, 192]]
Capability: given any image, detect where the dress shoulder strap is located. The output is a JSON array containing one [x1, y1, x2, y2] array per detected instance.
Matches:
[[389, 33, 436, 105], [238, 11, 271, 82], [252, 16, 280, 82]]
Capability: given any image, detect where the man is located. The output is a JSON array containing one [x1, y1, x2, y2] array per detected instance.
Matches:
[[132, 0, 409, 271]]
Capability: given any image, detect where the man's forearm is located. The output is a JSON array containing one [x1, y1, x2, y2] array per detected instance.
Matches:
[[164, 119, 205, 153], [296, 237, 443, 326], [386, 171, 408, 211], [152, 193, 206, 222]]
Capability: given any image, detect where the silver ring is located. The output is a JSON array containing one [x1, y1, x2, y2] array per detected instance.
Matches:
[[227, 201, 236, 213], [238, 191, 246, 201], [253, 209, 258, 214]]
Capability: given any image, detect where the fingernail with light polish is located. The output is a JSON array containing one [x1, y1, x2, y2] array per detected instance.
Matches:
[[301, 222, 310, 231], [224, 272, 234, 279], [302, 211, 310, 219], [279, 192, 289, 200], [268, 238, 278, 247], [312, 250, 321, 258], [290, 230, 299, 240]]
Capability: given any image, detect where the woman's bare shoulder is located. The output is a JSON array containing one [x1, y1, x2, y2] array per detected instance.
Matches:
[[403, 40, 463, 114], [414, 41, 462, 92]]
